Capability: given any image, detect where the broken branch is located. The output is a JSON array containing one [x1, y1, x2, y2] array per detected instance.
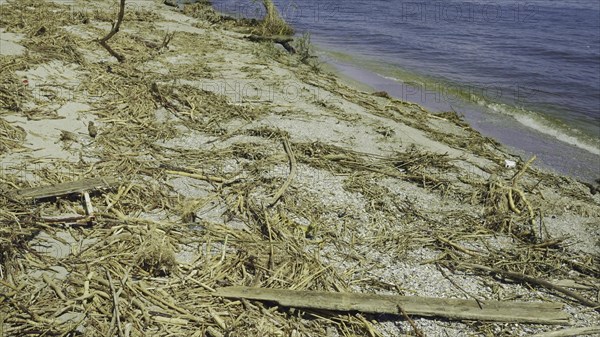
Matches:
[[246, 35, 296, 54], [99, 0, 126, 62], [460, 263, 600, 311]]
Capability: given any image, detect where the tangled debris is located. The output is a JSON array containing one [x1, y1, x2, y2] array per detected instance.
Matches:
[[0, 1, 598, 336]]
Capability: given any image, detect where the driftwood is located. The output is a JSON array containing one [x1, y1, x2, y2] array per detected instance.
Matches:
[[39, 214, 93, 225], [530, 326, 600, 337], [460, 263, 600, 311], [99, 0, 126, 62], [246, 35, 296, 54], [213, 286, 569, 325], [11, 176, 120, 200]]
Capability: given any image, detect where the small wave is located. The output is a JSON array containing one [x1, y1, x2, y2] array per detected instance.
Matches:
[[337, 53, 600, 157], [379, 72, 600, 156], [380, 75, 401, 82], [486, 102, 600, 156]]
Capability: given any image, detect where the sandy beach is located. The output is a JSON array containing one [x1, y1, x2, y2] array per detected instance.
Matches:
[[1, 0, 599, 336]]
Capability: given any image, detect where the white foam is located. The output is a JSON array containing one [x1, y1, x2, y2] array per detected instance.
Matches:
[[373, 70, 600, 157], [488, 103, 600, 156], [379, 74, 401, 82]]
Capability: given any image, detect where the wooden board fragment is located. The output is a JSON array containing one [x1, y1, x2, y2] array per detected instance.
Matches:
[[530, 326, 600, 337], [11, 176, 120, 200], [213, 286, 569, 325]]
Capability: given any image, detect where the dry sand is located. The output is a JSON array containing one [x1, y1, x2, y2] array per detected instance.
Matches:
[[1, 0, 599, 336]]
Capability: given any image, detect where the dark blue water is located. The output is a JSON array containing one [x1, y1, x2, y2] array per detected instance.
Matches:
[[209, 0, 600, 180]]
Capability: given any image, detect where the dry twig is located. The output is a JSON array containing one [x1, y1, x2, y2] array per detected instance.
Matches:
[[99, 0, 126, 62]]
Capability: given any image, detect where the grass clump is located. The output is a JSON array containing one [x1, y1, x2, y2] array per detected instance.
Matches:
[[183, 0, 293, 36], [182, 0, 224, 24], [255, 0, 294, 36], [295, 32, 321, 72], [136, 227, 177, 277]]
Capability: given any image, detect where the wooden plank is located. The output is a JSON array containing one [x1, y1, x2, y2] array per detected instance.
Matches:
[[213, 286, 569, 325], [530, 326, 600, 337], [11, 176, 120, 200]]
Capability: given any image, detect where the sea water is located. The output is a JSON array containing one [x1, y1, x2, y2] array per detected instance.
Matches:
[[210, 0, 600, 181]]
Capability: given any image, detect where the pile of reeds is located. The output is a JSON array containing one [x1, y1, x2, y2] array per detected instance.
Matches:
[[0, 1, 598, 336]]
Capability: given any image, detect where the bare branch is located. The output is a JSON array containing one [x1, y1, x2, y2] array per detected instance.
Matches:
[[99, 0, 126, 62]]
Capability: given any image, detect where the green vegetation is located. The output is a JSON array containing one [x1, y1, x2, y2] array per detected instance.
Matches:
[[253, 0, 294, 35]]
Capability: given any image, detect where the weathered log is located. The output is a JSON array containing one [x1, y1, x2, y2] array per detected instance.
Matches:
[[213, 286, 569, 325], [530, 326, 600, 337], [246, 35, 296, 54]]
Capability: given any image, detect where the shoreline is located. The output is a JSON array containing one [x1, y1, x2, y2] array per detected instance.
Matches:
[[259, 0, 600, 168], [1, 1, 599, 336], [312, 44, 600, 184]]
